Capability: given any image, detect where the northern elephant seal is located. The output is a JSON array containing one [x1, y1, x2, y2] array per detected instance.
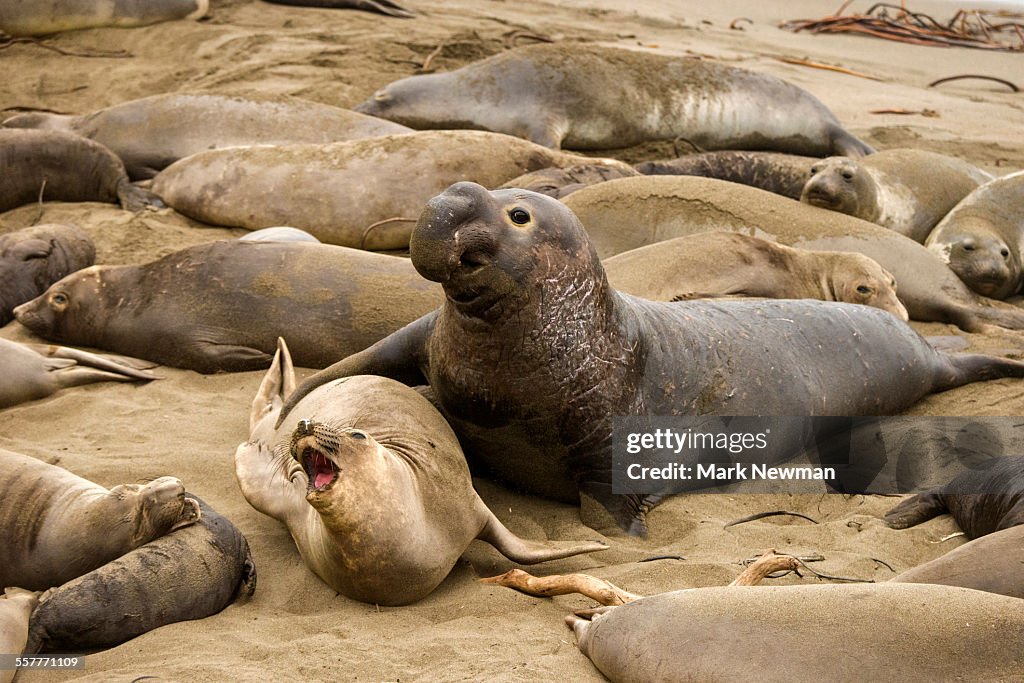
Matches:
[[263, 0, 413, 18], [238, 227, 321, 243], [3, 93, 412, 180], [567, 584, 1024, 682], [277, 182, 1024, 534], [0, 588, 39, 680], [355, 43, 874, 156], [0, 448, 200, 590], [0, 223, 94, 326], [151, 130, 606, 249], [603, 232, 908, 320], [925, 170, 1024, 299], [800, 149, 992, 242], [25, 495, 255, 653], [498, 162, 639, 199], [0, 337, 158, 409], [0, 129, 162, 212], [237, 339, 606, 605], [636, 151, 818, 200], [13, 240, 441, 373], [0, 0, 208, 36], [562, 175, 1024, 332]]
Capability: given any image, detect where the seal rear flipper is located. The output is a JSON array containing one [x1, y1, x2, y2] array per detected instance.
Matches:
[[52, 366, 159, 390], [115, 177, 165, 212], [261, 0, 415, 18], [476, 513, 608, 564], [579, 481, 659, 537], [883, 491, 947, 529], [830, 126, 875, 158], [34, 344, 159, 380], [935, 352, 1024, 390], [250, 338, 296, 433]]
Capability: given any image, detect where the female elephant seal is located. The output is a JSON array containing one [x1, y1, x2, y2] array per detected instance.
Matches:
[[567, 583, 1024, 682], [800, 149, 992, 242], [0, 223, 94, 326], [603, 232, 908, 320], [238, 339, 606, 605], [925, 170, 1024, 299], [0, 588, 39, 677], [0, 448, 200, 590], [635, 151, 818, 199], [25, 495, 255, 653], [0, 0, 208, 37], [354, 43, 873, 156], [278, 182, 1024, 534]]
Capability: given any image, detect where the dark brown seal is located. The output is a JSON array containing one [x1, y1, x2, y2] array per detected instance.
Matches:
[[635, 151, 818, 200], [498, 162, 639, 199], [277, 182, 1024, 534]]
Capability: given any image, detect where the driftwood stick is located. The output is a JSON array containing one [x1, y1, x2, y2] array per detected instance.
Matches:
[[480, 568, 641, 606], [729, 549, 800, 586]]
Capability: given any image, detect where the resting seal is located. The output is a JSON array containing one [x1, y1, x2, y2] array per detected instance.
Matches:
[[603, 232, 908, 320], [355, 43, 873, 156], [0, 0, 207, 36], [925, 170, 1024, 299], [25, 495, 256, 653], [0, 448, 200, 590], [238, 340, 606, 605], [263, 0, 413, 18], [636, 151, 817, 200], [800, 149, 992, 242], [278, 182, 1024, 534], [562, 175, 1024, 332], [567, 584, 1024, 682], [498, 162, 639, 199], [13, 240, 441, 373], [0, 588, 39, 679], [238, 227, 321, 243], [3, 93, 412, 180], [0, 223, 94, 326]]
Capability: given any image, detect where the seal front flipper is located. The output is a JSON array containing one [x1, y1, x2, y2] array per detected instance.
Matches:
[[187, 328, 274, 373], [883, 490, 947, 529], [115, 177, 165, 212], [579, 481, 658, 537], [261, 0, 415, 18]]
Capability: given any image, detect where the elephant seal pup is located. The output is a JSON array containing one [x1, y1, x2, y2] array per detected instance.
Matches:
[[278, 182, 1024, 534], [0, 337, 158, 409], [14, 240, 442, 373], [0, 588, 40, 678], [884, 455, 1024, 538], [562, 175, 1024, 332], [237, 339, 606, 605], [151, 130, 603, 249], [0, 223, 95, 326], [238, 227, 321, 243], [800, 149, 992, 242], [603, 232, 908, 320], [567, 583, 1024, 683], [0, 129, 162, 212], [25, 495, 256, 654], [3, 93, 412, 180], [354, 43, 873, 156], [498, 162, 639, 199], [0, 0, 207, 36], [0, 448, 200, 591], [925, 170, 1024, 299], [636, 151, 818, 200]]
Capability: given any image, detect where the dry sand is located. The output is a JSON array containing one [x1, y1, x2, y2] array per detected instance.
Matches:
[[2, 0, 1024, 680]]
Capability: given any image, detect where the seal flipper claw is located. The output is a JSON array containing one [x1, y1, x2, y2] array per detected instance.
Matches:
[[884, 491, 947, 529]]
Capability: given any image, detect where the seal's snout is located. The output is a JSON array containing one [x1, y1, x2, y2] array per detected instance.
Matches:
[[296, 419, 314, 437], [411, 182, 496, 283]]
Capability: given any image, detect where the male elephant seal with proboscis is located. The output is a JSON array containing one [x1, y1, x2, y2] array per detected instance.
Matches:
[[237, 339, 606, 605], [355, 43, 873, 156], [0, 588, 39, 680], [0, 0, 207, 36], [0, 448, 200, 590], [277, 182, 1024, 534]]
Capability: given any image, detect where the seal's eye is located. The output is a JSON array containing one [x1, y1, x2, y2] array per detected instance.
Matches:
[[51, 293, 68, 305], [509, 207, 531, 225], [809, 167, 820, 176], [1001, 248, 1010, 258], [350, 431, 367, 440], [856, 285, 872, 295], [841, 170, 855, 181]]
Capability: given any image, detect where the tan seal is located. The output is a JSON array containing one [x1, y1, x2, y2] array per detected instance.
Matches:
[[0, 0, 208, 37], [0, 588, 40, 680]]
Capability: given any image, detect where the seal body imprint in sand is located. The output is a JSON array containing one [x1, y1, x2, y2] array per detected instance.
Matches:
[[0, 0, 208, 37], [236, 340, 606, 605], [355, 43, 874, 156], [278, 183, 1024, 534]]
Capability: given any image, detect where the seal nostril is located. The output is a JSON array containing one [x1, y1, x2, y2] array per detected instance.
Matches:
[[297, 419, 314, 436], [1001, 248, 1010, 258]]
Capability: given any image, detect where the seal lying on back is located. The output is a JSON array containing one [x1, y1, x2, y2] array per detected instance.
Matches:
[[0, 223, 94, 326], [0, 448, 200, 590], [237, 339, 605, 605], [0, 129, 162, 212], [355, 43, 873, 156], [498, 163, 640, 199], [567, 584, 1024, 683], [3, 93, 412, 180], [0, 588, 39, 678], [278, 182, 1024, 534], [25, 495, 255, 653], [603, 232, 908, 320], [0, 0, 207, 36], [13, 240, 441, 373], [800, 149, 992, 242], [636, 151, 818, 200]]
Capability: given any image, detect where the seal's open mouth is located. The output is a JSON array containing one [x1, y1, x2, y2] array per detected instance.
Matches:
[[297, 441, 340, 492]]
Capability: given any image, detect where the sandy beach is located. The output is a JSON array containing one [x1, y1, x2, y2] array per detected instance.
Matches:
[[2, 0, 1024, 680]]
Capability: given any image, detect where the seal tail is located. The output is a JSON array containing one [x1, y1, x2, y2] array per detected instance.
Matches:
[[476, 514, 608, 564], [934, 352, 1024, 392]]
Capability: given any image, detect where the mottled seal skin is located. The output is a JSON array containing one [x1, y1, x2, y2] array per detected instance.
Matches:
[[562, 175, 1024, 332], [355, 43, 873, 156], [3, 93, 412, 180], [800, 149, 992, 242], [925, 170, 1024, 299], [24, 495, 256, 654], [568, 584, 1024, 683], [604, 232, 908, 320], [0, 0, 208, 37], [263, 0, 413, 18], [236, 339, 605, 605], [0, 337, 158, 409], [0, 129, 162, 212], [0, 223, 95, 326], [884, 455, 1024, 539], [0, 448, 200, 591], [0, 588, 39, 678], [13, 240, 442, 373], [277, 182, 1024, 534], [498, 162, 639, 199], [151, 130, 602, 249], [238, 227, 321, 243], [636, 151, 818, 200]]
